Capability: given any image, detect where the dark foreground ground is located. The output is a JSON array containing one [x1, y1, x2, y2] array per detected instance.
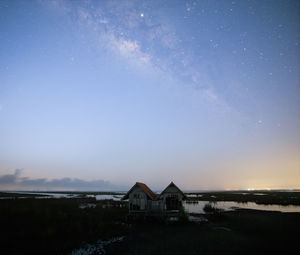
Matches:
[[1, 196, 300, 255]]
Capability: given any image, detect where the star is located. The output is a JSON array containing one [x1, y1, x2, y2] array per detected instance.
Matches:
[[140, 13, 144, 17]]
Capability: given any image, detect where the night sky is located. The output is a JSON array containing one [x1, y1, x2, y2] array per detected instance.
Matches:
[[0, 0, 299, 191]]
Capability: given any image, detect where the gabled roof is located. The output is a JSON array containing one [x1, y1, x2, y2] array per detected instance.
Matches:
[[122, 182, 157, 200], [159, 181, 186, 199]]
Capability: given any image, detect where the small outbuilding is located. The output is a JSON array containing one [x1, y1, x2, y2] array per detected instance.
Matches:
[[122, 181, 186, 216]]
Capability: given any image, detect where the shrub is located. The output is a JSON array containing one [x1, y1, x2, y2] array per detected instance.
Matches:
[[203, 203, 224, 214], [179, 205, 189, 222]]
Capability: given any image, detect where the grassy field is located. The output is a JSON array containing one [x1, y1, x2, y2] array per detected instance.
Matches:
[[1, 193, 300, 254]]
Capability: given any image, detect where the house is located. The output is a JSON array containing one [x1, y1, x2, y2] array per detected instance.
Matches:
[[158, 182, 186, 211], [122, 181, 186, 215]]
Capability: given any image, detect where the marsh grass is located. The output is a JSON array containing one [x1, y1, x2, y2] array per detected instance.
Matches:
[[1, 197, 300, 255], [120, 209, 300, 255], [0, 191, 50, 198], [187, 190, 300, 205], [0, 198, 128, 255]]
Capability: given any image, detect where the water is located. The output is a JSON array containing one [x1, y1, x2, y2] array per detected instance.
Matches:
[[184, 201, 300, 213], [79, 203, 97, 209], [94, 194, 123, 201], [30, 192, 78, 198], [1, 191, 79, 198], [70, 236, 125, 255], [1, 192, 124, 200]]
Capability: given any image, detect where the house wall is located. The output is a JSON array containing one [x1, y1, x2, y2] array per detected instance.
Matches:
[[148, 200, 163, 212], [128, 186, 147, 211], [160, 186, 184, 211]]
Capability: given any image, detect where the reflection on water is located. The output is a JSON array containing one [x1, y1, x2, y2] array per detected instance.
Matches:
[[184, 201, 300, 213]]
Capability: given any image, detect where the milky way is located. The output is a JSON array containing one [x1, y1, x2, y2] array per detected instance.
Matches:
[[0, 0, 299, 190]]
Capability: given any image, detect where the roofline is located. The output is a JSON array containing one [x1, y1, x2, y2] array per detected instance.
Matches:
[[121, 182, 157, 200], [122, 181, 186, 201], [159, 181, 186, 199]]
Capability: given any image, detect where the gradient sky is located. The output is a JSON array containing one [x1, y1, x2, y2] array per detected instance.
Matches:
[[0, 0, 299, 191]]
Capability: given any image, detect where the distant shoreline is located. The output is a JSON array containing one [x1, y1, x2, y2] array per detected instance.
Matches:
[[1, 190, 300, 206]]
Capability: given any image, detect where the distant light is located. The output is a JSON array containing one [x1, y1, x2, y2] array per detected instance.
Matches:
[[140, 13, 144, 17]]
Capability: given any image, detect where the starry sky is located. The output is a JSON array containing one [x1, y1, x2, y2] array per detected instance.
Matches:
[[0, 0, 299, 191]]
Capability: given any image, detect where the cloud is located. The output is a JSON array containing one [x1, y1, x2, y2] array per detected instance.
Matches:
[[0, 170, 125, 191], [0, 169, 22, 185]]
